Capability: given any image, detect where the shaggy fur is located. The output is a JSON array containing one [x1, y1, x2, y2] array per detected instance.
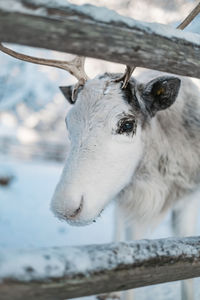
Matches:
[[52, 70, 200, 228], [118, 72, 200, 228], [51, 70, 200, 300]]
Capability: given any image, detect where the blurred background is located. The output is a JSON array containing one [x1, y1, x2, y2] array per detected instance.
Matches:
[[0, 0, 200, 299]]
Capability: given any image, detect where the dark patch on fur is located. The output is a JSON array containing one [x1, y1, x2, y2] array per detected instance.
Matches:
[[121, 82, 134, 105], [98, 72, 142, 114], [121, 80, 150, 129], [135, 163, 150, 181], [98, 73, 149, 127], [121, 80, 140, 111], [158, 155, 169, 176]]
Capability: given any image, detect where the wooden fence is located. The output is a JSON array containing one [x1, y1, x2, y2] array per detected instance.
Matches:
[[0, 1, 200, 299], [1, 237, 200, 300], [0, 0, 200, 78]]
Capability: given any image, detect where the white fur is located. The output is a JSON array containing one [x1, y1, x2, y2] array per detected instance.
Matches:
[[51, 77, 143, 225], [51, 72, 200, 230], [51, 71, 200, 300]]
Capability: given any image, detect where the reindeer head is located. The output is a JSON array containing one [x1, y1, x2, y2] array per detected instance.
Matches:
[[52, 73, 180, 226], [0, 43, 180, 226]]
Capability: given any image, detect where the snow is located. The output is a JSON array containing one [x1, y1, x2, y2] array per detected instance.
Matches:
[[2, 0, 200, 46], [67, 2, 200, 45], [1, 235, 200, 282], [0, 0, 200, 299], [0, 157, 200, 299], [0, 158, 115, 250]]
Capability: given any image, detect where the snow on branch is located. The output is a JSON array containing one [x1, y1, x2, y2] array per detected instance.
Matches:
[[0, 0, 200, 78], [1, 236, 200, 300]]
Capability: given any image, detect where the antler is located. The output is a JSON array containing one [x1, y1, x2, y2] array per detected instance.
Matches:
[[115, 65, 136, 89], [0, 43, 89, 101], [177, 2, 200, 30], [116, 1, 200, 89]]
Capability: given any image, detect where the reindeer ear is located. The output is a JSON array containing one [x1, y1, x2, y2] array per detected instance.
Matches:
[[59, 84, 84, 104], [59, 86, 75, 104], [141, 76, 181, 117]]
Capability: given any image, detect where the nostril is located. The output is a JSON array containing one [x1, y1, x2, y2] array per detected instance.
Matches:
[[69, 195, 84, 218]]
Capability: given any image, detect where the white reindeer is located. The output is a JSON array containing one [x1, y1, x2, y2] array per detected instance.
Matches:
[[0, 43, 199, 300], [52, 69, 200, 300]]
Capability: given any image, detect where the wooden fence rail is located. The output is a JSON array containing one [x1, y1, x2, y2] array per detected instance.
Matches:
[[0, 0, 200, 78], [1, 236, 200, 300], [1, 1, 200, 300]]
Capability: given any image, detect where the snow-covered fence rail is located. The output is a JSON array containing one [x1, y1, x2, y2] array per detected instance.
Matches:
[[1, 236, 200, 300], [1, 1, 200, 299], [0, 0, 200, 79]]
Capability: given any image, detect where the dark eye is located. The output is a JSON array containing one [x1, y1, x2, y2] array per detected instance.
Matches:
[[117, 119, 136, 135], [121, 121, 134, 132]]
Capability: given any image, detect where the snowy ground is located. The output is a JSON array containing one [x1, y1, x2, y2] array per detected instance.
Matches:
[[0, 157, 200, 300], [0, 157, 115, 249]]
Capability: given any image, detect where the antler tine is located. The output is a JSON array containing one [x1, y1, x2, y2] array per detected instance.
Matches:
[[0, 43, 89, 100], [114, 65, 136, 89], [177, 2, 200, 30]]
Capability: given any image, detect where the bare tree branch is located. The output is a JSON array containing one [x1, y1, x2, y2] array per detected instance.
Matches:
[[1, 236, 200, 300], [0, 0, 200, 79]]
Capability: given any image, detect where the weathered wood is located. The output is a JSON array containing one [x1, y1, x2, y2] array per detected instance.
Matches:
[[1, 236, 200, 300], [0, 0, 200, 79]]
